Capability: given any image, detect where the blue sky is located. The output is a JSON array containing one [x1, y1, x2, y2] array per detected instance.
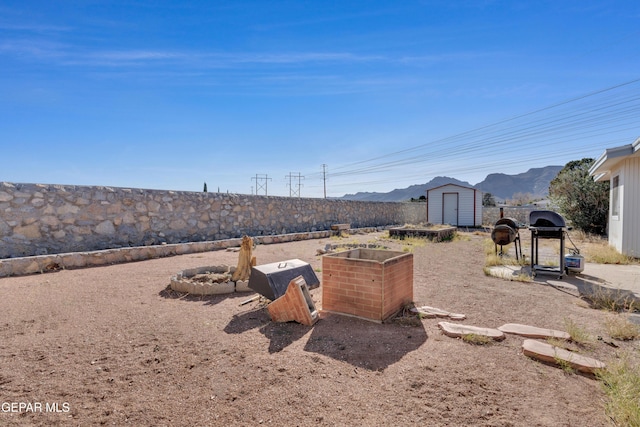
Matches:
[[2, 1, 639, 197]]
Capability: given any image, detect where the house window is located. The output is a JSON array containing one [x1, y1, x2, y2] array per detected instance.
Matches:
[[612, 175, 620, 217]]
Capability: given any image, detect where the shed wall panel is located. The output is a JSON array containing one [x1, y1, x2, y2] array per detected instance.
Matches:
[[428, 191, 443, 224], [427, 184, 483, 226]]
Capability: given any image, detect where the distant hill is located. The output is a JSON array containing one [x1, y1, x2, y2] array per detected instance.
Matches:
[[340, 176, 472, 202], [474, 166, 563, 200], [339, 166, 562, 202]]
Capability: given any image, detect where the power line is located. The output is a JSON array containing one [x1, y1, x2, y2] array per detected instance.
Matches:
[[328, 77, 640, 176], [314, 77, 640, 192]]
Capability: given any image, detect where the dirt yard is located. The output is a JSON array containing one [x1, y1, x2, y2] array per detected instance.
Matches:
[[0, 231, 636, 426]]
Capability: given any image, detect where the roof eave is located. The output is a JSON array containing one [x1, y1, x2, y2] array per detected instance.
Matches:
[[592, 172, 610, 182], [588, 143, 634, 181]]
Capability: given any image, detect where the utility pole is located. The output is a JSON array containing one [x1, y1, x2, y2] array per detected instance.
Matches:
[[322, 164, 328, 199], [285, 172, 305, 197], [251, 174, 272, 196]]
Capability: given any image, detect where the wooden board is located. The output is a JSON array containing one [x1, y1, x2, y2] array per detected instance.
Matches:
[[498, 323, 570, 340], [522, 339, 606, 374], [438, 322, 505, 341]]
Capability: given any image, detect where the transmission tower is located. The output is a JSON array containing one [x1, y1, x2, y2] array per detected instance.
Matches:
[[285, 172, 305, 197], [251, 174, 272, 196]]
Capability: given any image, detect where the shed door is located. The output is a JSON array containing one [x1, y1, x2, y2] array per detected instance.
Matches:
[[443, 193, 458, 226]]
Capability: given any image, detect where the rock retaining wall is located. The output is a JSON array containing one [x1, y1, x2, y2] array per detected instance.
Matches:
[[0, 182, 426, 259], [0, 230, 338, 277], [482, 206, 540, 226]]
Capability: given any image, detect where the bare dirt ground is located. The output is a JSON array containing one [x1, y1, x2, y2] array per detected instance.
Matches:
[[0, 231, 637, 426]]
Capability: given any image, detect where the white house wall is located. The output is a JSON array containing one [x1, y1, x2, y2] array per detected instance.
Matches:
[[608, 165, 624, 254], [621, 157, 640, 257], [427, 185, 482, 226]]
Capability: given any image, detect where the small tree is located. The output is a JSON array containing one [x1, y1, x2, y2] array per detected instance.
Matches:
[[483, 193, 496, 207], [548, 158, 609, 235], [203, 182, 208, 193], [510, 192, 534, 206]]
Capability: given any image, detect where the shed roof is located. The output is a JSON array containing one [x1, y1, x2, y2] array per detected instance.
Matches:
[[589, 137, 640, 182], [426, 183, 480, 194]]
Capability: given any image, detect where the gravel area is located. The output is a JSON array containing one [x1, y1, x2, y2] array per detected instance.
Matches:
[[1, 231, 636, 426]]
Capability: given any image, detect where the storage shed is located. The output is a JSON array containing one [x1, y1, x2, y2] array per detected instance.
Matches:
[[589, 136, 640, 257], [426, 184, 482, 227]]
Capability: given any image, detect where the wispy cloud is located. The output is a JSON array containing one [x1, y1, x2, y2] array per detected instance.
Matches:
[[0, 22, 72, 33], [398, 51, 504, 64], [0, 38, 69, 59], [209, 52, 384, 64], [0, 38, 482, 97], [0, 36, 492, 96], [249, 7, 399, 32], [93, 51, 184, 61], [83, 50, 384, 67], [1, 41, 386, 68]]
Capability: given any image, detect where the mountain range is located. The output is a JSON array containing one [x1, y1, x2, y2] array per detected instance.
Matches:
[[340, 166, 563, 202]]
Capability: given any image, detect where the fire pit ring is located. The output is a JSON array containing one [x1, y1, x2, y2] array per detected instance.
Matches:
[[170, 265, 252, 295]]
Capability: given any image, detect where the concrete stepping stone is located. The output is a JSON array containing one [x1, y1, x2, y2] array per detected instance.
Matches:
[[522, 339, 606, 374], [447, 313, 467, 320], [438, 321, 505, 341], [411, 306, 467, 320], [498, 323, 570, 340]]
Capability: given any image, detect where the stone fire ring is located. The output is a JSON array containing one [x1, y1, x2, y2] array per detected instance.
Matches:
[[170, 265, 251, 295]]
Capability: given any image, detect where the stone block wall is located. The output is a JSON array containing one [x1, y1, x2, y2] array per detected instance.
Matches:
[[0, 182, 426, 258], [482, 206, 540, 226]]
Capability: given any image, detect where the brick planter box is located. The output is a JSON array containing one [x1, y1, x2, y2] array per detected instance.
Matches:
[[322, 249, 413, 322]]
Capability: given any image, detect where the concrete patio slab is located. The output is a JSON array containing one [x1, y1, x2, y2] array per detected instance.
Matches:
[[487, 262, 640, 324]]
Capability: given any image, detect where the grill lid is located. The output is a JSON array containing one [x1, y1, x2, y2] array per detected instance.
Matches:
[[248, 259, 320, 301], [495, 217, 519, 230], [529, 210, 566, 228]]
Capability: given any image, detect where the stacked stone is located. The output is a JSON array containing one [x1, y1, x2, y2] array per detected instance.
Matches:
[[482, 206, 539, 227], [0, 181, 426, 260]]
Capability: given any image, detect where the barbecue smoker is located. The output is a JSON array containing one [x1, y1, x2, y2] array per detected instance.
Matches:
[[491, 217, 522, 260], [529, 210, 568, 278]]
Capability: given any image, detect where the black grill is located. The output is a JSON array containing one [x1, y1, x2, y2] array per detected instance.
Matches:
[[529, 210, 567, 238], [529, 210, 568, 277]]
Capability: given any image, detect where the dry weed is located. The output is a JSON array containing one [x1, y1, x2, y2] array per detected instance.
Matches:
[[597, 356, 640, 426], [563, 318, 592, 345], [461, 333, 493, 345], [568, 230, 637, 265], [605, 315, 640, 341], [583, 287, 638, 313]]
